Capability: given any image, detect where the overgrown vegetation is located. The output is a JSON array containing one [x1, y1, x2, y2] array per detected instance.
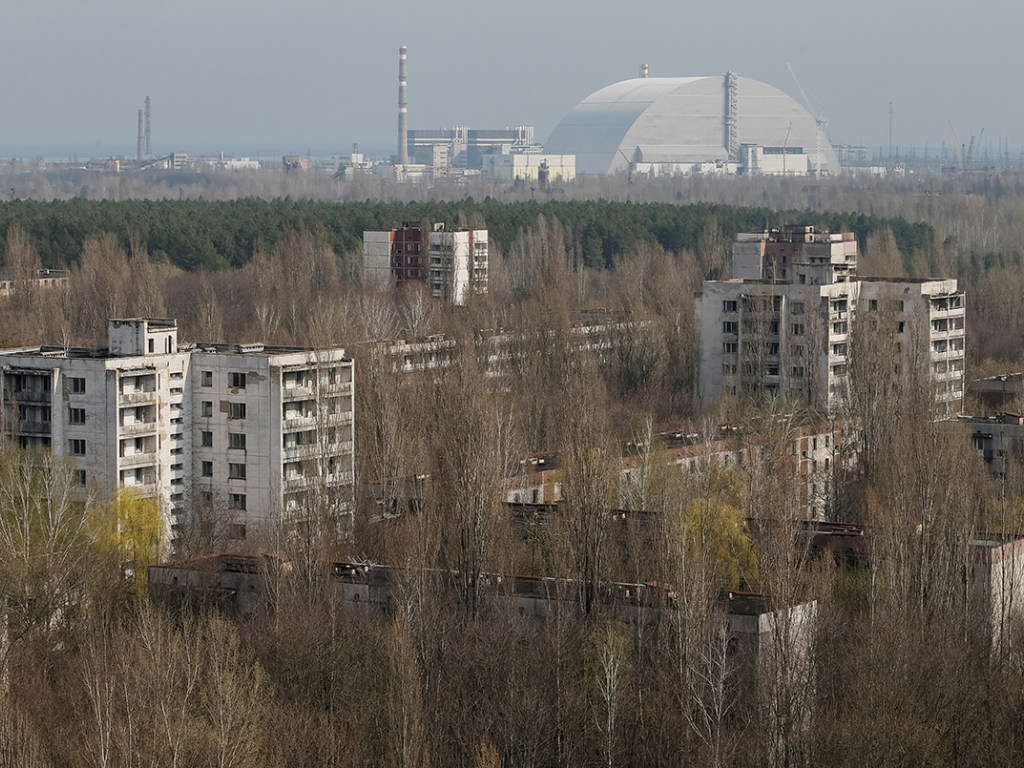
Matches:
[[1, 176, 1024, 764]]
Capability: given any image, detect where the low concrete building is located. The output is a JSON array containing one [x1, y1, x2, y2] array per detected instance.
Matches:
[[149, 555, 816, 668], [970, 535, 1024, 652]]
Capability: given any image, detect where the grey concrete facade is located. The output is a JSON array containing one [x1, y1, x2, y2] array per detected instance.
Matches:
[[0, 319, 354, 543], [696, 227, 965, 414]]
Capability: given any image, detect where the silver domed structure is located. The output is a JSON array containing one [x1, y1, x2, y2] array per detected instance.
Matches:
[[546, 74, 838, 176]]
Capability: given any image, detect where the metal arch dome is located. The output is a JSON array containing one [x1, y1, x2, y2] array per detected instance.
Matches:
[[545, 75, 838, 175]]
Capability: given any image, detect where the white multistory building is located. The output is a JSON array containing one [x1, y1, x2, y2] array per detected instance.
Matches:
[[0, 319, 354, 541], [363, 223, 488, 305], [696, 226, 965, 413]]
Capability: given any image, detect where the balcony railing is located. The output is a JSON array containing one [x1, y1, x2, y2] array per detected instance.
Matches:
[[119, 420, 157, 436], [282, 415, 317, 431], [119, 391, 157, 405], [119, 452, 157, 469], [18, 419, 51, 435], [121, 482, 159, 498], [11, 389, 52, 404]]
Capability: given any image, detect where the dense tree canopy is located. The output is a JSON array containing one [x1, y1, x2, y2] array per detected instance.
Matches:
[[0, 198, 933, 274]]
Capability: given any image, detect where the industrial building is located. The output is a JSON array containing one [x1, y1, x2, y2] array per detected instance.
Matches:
[[696, 227, 965, 413], [546, 71, 838, 176], [363, 223, 488, 305], [393, 46, 550, 175], [482, 152, 576, 185], [406, 125, 543, 170], [0, 319, 354, 541]]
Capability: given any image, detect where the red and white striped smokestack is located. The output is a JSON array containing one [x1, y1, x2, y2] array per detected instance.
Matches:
[[398, 46, 409, 164]]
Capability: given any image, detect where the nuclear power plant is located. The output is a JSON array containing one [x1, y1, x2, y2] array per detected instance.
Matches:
[[389, 47, 574, 184], [391, 51, 840, 179], [545, 71, 839, 176], [108, 53, 858, 180]]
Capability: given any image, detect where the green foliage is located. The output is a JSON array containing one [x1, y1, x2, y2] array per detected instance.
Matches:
[[682, 497, 758, 590], [0, 198, 934, 276], [982, 495, 1024, 535], [93, 487, 166, 597]]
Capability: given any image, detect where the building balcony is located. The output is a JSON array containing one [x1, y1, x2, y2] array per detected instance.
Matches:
[[119, 391, 157, 406], [283, 470, 354, 492], [119, 420, 157, 436], [18, 419, 51, 436], [283, 444, 320, 461], [11, 389, 52, 404], [121, 482, 159, 498], [282, 385, 315, 401], [283, 475, 315, 491], [282, 415, 317, 431], [119, 452, 157, 469]]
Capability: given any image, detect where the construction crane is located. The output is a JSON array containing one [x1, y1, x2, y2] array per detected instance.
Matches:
[[948, 121, 965, 171], [782, 123, 792, 176], [785, 62, 827, 177]]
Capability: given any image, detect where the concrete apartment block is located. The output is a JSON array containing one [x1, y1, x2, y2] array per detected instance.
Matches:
[[362, 222, 488, 306], [0, 319, 354, 542], [696, 226, 965, 414]]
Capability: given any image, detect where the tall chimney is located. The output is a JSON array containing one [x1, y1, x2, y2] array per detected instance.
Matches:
[[144, 96, 152, 157], [137, 109, 144, 163], [398, 46, 409, 164]]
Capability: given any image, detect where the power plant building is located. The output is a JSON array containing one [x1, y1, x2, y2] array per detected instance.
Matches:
[[546, 74, 838, 176], [406, 126, 542, 169], [482, 153, 576, 184]]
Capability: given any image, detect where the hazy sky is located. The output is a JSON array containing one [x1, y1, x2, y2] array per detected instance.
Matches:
[[3, 0, 1021, 158]]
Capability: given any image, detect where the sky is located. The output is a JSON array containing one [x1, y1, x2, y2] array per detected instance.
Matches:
[[2, 0, 1021, 160]]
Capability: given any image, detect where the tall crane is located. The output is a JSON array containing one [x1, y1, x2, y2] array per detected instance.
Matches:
[[785, 62, 827, 177], [948, 121, 964, 171], [782, 123, 792, 176]]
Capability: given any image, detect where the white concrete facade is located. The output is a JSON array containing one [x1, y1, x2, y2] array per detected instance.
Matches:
[[482, 153, 576, 183], [363, 223, 488, 306], [427, 225, 487, 305], [697, 227, 965, 414], [361, 231, 395, 289], [0, 319, 354, 541]]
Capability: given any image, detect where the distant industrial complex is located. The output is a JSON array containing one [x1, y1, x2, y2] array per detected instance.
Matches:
[[13, 46, 1004, 179]]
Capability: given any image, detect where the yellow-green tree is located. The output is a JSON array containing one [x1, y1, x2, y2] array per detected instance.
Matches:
[[682, 498, 758, 591], [94, 488, 165, 597]]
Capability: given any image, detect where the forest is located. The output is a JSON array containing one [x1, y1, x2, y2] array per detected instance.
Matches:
[[0, 197, 933, 274], [0, 174, 1024, 766]]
